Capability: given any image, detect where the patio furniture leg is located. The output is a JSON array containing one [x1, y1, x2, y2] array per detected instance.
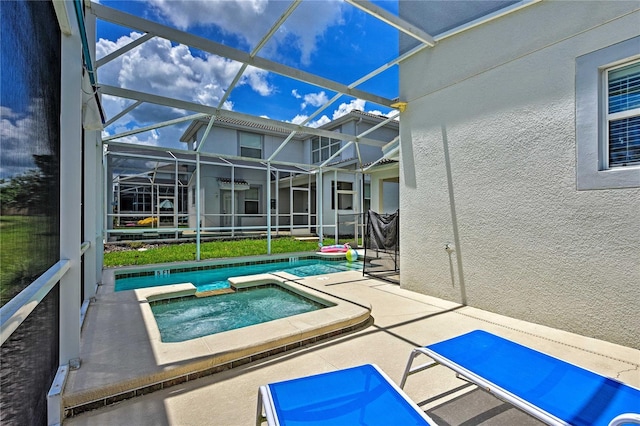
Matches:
[[400, 348, 438, 389]]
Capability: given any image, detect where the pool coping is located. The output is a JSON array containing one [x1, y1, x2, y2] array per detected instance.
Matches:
[[111, 251, 360, 281], [63, 269, 371, 417]]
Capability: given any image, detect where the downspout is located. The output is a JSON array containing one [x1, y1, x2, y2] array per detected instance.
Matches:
[[441, 125, 467, 305]]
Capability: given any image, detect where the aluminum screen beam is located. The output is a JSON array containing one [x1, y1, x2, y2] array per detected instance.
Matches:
[[89, 2, 394, 107], [218, 0, 302, 112], [104, 100, 142, 127], [96, 32, 154, 68], [103, 113, 208, 141], [100, 84, 389, 147]]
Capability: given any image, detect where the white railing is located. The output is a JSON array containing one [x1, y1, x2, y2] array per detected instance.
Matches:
[[0, 260, 71, 345], [0, 240, 92, 346]]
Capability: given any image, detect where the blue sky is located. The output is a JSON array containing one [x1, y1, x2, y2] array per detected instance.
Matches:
[[96, 0, 400, 149]]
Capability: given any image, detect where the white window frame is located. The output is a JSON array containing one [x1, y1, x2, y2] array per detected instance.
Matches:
[[238, 131, 263, 159], [331, 180, 354, 210], [244, 187, 260, 214], [312, 136, 341, 164], [576, 36, 640, 190], [605, 60, 640, 169]]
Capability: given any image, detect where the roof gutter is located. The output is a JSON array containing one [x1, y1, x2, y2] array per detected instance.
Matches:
[[73, 0, 105, 127]]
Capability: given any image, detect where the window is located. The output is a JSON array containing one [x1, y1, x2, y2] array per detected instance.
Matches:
[[576, 36, 640, 190], [606, 61, 640, 168], [244, 187, 259, 214], [312, 136, 341, 163], [331, 181, 353, 210], [239, 132, 262, 158]]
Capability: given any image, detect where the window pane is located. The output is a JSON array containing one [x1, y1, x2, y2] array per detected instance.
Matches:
[[240, 132, 261, 148], [609, 116, 640, 167], [241, 147, 262, 158], [246, 188, 259, 199], [608, 62, 640, 114], [312, 151, 319, 163], [331, 142, 340, 155], [312, 137, 319, 151], [245, 201, 259, 214], [321, 147, 330, 160]]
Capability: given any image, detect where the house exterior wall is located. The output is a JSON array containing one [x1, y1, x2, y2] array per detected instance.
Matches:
[[329, 120, 398, 163], [186, 113, 398, 235], [190, 164, 269, 228], [398, 1, 640, 348], [198, 127, 237, 156], [318, 171, 360, 237], [369, 166, 400, 214]]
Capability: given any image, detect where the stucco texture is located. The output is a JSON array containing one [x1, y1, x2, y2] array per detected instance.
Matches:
[[398, 2, 640, 348]]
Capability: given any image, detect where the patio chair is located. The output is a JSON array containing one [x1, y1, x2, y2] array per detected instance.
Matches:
[[400, 330, 640, 426], [256, 363, 438, 425]]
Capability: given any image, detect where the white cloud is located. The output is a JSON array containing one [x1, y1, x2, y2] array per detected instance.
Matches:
[[290, 114, 307, 125], [288, 113, 330, 128], [97, 33, 271, 145], [147, 0, 344, 66], [98, 33, 273, 105], [307, 115, 331, 128], [291, 89, 302, 99], [301, 91, 329, 110], [332, 99, 366, 120]]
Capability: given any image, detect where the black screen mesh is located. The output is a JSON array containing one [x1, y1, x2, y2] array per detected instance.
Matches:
[[363, 210, 400, 284], [0, 288, 60, 425], [0, 0, 62, 424]]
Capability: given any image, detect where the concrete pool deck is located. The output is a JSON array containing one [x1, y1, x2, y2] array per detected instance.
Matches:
[[63, 269, 371, 413], [64, 269, 640, 425]]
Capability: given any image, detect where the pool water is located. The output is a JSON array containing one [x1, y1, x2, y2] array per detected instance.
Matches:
[[116, 258, 361, 292], [151, 286, 330, 342]]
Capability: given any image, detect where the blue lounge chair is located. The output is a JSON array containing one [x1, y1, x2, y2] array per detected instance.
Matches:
[[400, 330, 640, 426], [256, 363, 438, 425]]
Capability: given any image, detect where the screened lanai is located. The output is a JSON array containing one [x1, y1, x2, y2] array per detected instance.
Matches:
[[105, 132, 381, 251], [89, 0, 542, 259], [3, 1, 593, 425], [106, 142, 319, 241]]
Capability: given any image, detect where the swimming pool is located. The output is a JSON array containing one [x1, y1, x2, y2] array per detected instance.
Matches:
[[151, 285, 334, 342], [115, 257, 361, 292]]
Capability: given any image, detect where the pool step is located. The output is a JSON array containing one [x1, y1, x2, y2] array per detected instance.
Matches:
[[195, 288, 236, 298]]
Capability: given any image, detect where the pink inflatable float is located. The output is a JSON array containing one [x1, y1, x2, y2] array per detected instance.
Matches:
[[319, 243, 350, 253]]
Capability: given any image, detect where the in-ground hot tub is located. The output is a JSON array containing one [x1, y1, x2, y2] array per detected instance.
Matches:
[[63, 269, 371, 415], [150, 281, 336, 343]]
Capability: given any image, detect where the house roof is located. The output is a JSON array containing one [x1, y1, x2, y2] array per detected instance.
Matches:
[[180, 115, 310, 143], [180, 109, 398, 143], [319, 110, 399, 132]]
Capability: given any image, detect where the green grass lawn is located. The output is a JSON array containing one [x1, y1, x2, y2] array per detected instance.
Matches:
[[103, 237, 344, 267], [0, 215, 58, 306]]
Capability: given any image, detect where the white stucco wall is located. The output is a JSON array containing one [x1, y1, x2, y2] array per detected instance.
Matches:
[[369, 166, 399, 214], [399, 2, 640, 348]]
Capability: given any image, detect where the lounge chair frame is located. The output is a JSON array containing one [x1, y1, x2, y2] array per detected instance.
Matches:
[[400, 330, 640, 426], [257, 363, 437, 426]]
